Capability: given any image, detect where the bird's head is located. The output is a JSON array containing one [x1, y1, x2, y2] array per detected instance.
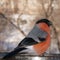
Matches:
[[36, 19, 52, 27]]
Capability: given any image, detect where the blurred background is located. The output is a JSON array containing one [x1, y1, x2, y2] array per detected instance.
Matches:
[[0, 0, 60, 59]]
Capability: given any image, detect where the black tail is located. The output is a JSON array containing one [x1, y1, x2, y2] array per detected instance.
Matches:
[[2, 47, 27, 59]]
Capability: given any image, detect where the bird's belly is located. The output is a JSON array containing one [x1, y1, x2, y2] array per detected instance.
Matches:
[[20, 46, 38, 55], [33, 35, 50, 55]]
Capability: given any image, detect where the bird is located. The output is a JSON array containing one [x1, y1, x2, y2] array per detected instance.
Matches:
[[2, 19, 52, 59]]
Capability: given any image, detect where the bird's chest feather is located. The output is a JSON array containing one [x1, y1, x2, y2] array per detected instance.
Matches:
[[33, 23, 51, 55]]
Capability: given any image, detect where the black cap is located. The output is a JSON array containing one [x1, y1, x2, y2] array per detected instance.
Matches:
[[36, 19, 52, 26]]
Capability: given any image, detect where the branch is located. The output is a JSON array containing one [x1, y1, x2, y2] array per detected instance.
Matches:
[[16, 0, 28, 36], [41, 0, 54, 18], [47, 6, 53, 17], [51, 16, 60, 52], [46, 0, 54, 18], [8, 18, 26, 36], [41, 0, 48, 18], [0, 12, 26, 36]]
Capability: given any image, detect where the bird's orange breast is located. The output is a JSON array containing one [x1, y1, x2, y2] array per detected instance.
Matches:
[[33, 23, 51, 55]]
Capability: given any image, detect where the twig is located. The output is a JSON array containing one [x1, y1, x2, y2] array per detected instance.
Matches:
[[16, 0, 28, 36], [41, 0, 48, 18], [47, 7, 53, 17], [41, 0, 54, 18], [46, 0, 54, 14], [8, 18, 26, 36], [51, 16, 60, 52], [46, 0, 54, 18]]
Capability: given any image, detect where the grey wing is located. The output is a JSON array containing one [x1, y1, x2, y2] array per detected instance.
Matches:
[[27, 25, 48, 42]]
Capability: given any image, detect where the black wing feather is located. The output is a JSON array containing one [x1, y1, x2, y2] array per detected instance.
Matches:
[[18, 37, 38, 46]]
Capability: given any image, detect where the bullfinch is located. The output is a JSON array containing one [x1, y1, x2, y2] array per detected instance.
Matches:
[[2, 19, 52, 59]]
